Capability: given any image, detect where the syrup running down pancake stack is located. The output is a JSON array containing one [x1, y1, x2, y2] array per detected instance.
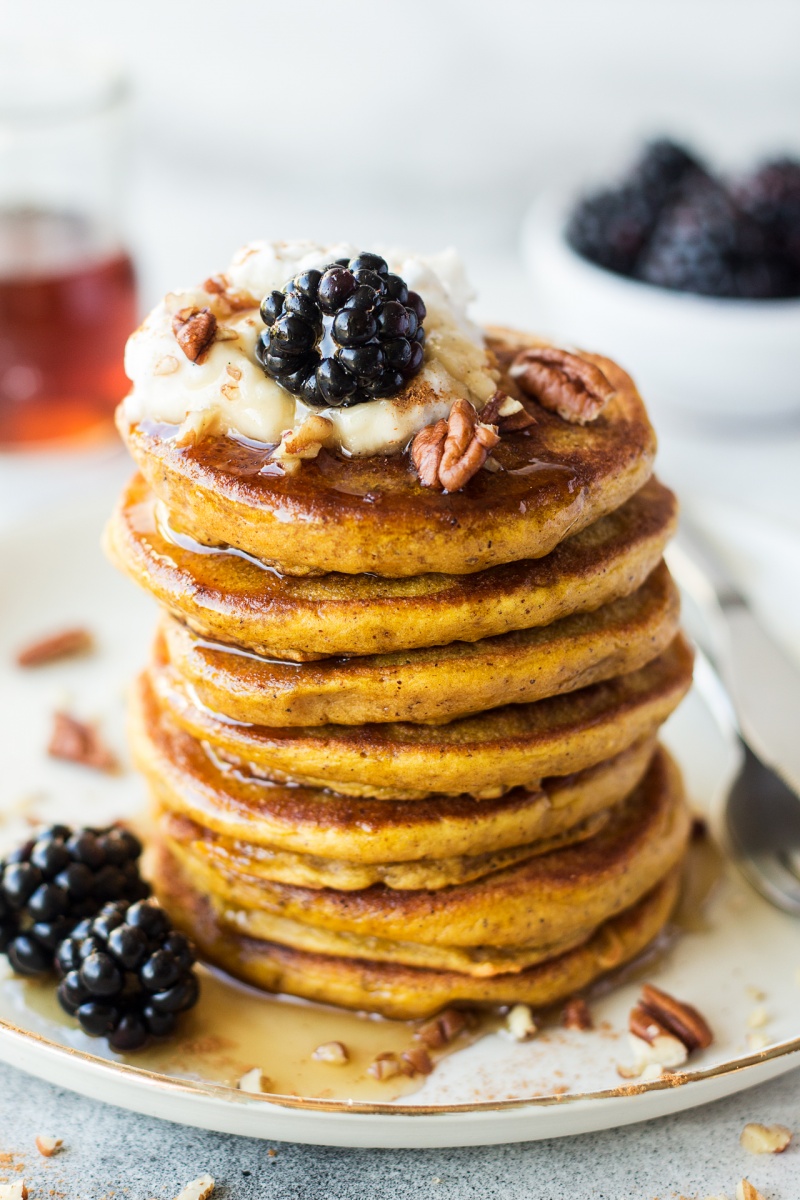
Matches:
[[106, 243, 693, 1019]]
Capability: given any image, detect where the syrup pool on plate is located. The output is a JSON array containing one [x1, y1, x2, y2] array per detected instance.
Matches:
[[9, 966, 487, 1103]]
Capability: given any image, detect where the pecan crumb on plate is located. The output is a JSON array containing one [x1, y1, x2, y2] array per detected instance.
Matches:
[[47, 711, 119, 773], [16, 627, 93, 668], [311, 1040, 349, 1064]]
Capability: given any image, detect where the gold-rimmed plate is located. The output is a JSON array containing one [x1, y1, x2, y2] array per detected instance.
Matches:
[[0, 494, 798, 1148]]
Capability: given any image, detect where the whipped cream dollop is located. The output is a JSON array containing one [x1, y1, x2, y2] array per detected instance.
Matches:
[[122, 241, 499, 457]]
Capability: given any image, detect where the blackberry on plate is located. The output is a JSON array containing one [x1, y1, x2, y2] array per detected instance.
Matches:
[[56, 898, 199, 1051], [566, 139, 703, 275], [256, 252, 427, 408], [0, 825, 150, 978], [635, 174, 774, 298]]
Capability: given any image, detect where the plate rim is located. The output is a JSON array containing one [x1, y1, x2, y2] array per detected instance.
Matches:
[[1, 1011, 798, 1118]]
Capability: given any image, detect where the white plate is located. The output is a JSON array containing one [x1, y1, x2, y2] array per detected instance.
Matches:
[[0, 494, 799, 1148]]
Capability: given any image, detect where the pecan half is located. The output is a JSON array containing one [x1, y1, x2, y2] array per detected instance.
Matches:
[[636, 984, 713, 1052], [411, 399, 500, 491], [172, 306, 218, 363], [47, 711, 118, 773], [16, 627, 93, 668], [510, 347, 616, 424], [481, 390, 537, 431]]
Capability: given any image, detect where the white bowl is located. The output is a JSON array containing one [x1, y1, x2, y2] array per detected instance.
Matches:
[[521, 193, 800, 427]]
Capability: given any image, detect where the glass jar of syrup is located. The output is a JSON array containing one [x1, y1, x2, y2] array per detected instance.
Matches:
[[0, 44, 138, 448]]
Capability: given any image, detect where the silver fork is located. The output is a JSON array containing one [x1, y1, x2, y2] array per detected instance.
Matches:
[[667, 526, 800, 915]]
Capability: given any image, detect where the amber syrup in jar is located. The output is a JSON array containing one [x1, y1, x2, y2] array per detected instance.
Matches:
[[0, 207, 137, 447]]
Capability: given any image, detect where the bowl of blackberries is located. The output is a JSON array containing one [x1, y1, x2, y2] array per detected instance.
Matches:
[[522, 140, 800, 423]]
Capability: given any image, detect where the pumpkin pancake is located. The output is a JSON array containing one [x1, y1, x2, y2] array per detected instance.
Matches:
[[158, 805, 611, 893], [159, 746, 689, 958], [105, 473, 677, 661], [156, 849, 682, 1018], [147, 634, 694, 799], [117, 332, 656, 578], [160, 561, 679, 726], [131, 676, 655, 864]]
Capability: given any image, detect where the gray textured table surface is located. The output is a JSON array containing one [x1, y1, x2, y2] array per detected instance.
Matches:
[[1, 1061, 799, 1200]]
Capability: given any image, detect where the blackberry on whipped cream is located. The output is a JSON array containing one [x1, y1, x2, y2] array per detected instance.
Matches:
[[256, 252, 427, 408], [121, 242, 499, 457]]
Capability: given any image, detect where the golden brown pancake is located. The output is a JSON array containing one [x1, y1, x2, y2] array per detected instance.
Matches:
[[117, 333, 657, 578], [156, 849, 681, 1018], [131, 676, 656, 864], [161, 746, 689, 957], [159, 805, 611, 893], [147, 634, 694, 799], [159, 561, 679, 726], [105, 473, 677, 661]]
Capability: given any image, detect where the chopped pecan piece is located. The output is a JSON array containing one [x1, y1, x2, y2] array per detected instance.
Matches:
[[561, 997, 593, 1031], [203, 274, 257, 313], [173, 1177, 215, 1200], [35, 1136, 63, 1158], [311, 1040, 349, 1064], [415, 1008, 469, 1049], [740, 1122, 792, 1154], [737, 1180, 766, 1200], [16, 627, 93, 668], [411, 399, 500, 491], [400, 1046, 433, 1076], [237, 1066, 265, 1093], [636, 984, 713, 1052], [47, 711, 118, 773], [368, 1052, 401, 1081], [481, 390, 537, 431], [506, 1003, 538, 1042], [172, 306, 218, 363], [510, 347, 616, 424]]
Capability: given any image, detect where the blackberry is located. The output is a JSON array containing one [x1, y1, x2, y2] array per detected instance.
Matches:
[[734, 158, 800, 284], [256, 252, 426, 408], [566, 139, 703, 276], [56, 899, 199, 1052], [628, 138, 705, 202], [0, 825, 150, 978], [635, 174, 773, 297]]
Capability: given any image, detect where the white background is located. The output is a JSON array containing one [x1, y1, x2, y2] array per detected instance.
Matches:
[[3, 0, 800, 303]]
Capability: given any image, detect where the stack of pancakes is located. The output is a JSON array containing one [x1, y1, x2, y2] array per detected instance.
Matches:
[[107, 329, 693, 1019]]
